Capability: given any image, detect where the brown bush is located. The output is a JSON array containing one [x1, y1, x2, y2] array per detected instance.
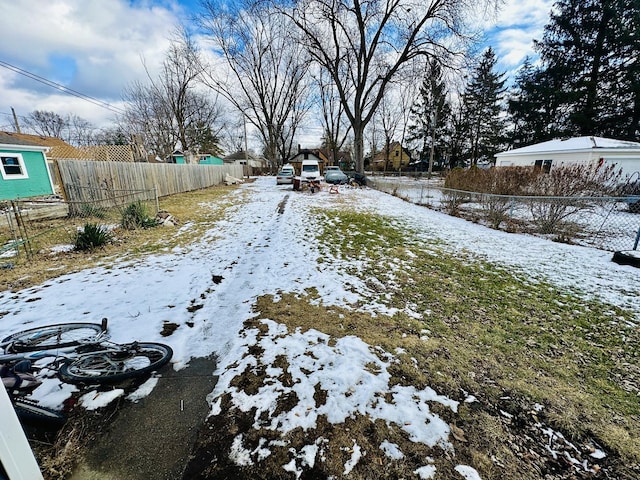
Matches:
[[443, 163, 623, 233], [444, 166, 540, 195]]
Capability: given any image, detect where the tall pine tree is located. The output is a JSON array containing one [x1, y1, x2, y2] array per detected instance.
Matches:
[[406, 59, 451, 172], [508, 58, 565, 147], [511, 0, 639, 142], [462, 48, 507, 166]]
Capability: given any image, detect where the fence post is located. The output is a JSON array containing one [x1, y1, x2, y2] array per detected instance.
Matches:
[[154, 186, 159, 213], [634, 226, 640, 250]]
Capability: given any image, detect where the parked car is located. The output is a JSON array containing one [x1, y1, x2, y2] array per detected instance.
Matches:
[[324, 167, 348, 184], [276, 170, 294, 185]]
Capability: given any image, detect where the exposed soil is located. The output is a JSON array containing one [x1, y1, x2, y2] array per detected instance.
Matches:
[[68, 356, 218, 480]]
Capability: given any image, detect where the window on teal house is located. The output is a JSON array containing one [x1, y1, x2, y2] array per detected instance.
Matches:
[[1, 154, 28, 179]]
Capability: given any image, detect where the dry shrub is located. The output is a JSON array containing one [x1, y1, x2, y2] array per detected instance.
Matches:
[[525, 162, 622, 234], [444, 167, 539, 226], [445, 166, 539, 195], [444, 163, 622, 233]]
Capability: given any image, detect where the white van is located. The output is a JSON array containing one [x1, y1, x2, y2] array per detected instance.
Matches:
[[281, 164, 296, 176], [300, 159, 320, 182]]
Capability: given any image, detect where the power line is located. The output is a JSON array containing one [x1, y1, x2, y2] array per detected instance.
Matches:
[[0, 60, 127, 115]]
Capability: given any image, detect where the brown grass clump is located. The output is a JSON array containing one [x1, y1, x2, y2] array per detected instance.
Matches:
[[0, 184, 239, 292]]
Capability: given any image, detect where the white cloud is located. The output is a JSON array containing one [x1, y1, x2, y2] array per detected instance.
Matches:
[[472, 0, 554, 83], [494, 0, 554, 30], [0, 0, 557, 133], [0, 0, 191, 128]]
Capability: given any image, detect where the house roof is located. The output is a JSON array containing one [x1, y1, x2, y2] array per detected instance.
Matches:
[[223, 150, 260, 161], [496, 136, 640, 157], [0, 131, 85, 157], [289, 150, 324, 163], [0, 131, 46, 148]]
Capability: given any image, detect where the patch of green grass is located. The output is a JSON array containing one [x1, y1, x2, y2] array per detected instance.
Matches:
[[308, 208, 640, 462]]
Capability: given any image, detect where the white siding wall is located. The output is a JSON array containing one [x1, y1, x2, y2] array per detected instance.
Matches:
[[496, 150, 640, 178]]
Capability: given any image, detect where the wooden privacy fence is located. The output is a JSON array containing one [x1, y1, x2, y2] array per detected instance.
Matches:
[[55, 159, 244, 212]]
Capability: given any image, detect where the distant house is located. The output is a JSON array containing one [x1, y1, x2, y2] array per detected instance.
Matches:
[[288, 148, 327, 175], [168, 150, 186, 164], [315, 148, 353, 171], [198, 154, 224, 165], [495, 136, 640, 179], [0, 131, 56, 200], [372, 142, 412, 171], [167, 150, 223, 164], [223, 151, 266, 169]]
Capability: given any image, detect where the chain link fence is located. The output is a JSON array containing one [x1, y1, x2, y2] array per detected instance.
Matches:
[[368, 176, 640, 252], [1, 187, 159, 265], [64, 184, 158, 218]]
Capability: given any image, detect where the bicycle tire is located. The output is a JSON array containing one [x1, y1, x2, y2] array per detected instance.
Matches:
[[2, 322, 105, 353], [13, 399, 66, 428], [58, 342, 173, 384]]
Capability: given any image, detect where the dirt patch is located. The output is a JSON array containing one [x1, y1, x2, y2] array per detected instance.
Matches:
[[68, 356, 218, 480]]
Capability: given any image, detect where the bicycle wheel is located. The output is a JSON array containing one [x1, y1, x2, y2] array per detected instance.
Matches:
[[2, 322, 106, 353], [13, 399, 66, 428], [58, 342, 173, 384]]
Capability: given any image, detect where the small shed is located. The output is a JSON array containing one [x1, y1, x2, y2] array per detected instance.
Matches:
[[495, 136, 640, 179], [198, 154, 224, 165], [168, 150, 186, 164], [0, 132, 55, 200]]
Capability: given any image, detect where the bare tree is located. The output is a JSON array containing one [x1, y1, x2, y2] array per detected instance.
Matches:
[[22, 110, 101, 146], [275, 0, 497, 173], [316, 68, 352, 167], [66, 113, 96, 146], [121, 80, 176, 158], [120, 29, 225, 160], [378, 86, 409, 172], [23, 110, 66, 138], [199, 1, 313, 168]]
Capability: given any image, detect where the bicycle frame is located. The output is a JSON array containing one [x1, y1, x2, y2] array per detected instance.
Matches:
[[0, 340, 131, 370], [0, 345, 78, 365], [0, 322, 109, 365], [2, 320, 172, 388]]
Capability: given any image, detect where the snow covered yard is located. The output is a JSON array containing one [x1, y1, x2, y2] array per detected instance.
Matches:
[[1, 176, 639, 479]]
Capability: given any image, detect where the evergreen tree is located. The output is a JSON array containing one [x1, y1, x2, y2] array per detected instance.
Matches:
[[512, 0, 639, 141], [406, 59, 451, 172], [507, 59, 564, 147], [462, 48, 507, 166]]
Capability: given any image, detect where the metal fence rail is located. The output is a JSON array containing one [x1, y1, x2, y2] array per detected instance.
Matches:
[[63, 185, 158, 216], [369, 176, 640, 252]]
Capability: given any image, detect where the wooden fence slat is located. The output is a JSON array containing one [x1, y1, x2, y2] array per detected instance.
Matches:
[[56, 160, 244, 208]]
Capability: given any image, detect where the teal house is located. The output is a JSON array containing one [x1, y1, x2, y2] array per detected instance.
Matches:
[[168, 150, 223, 165], [169, 150, 186, 164], [198, 154, 223, 165], [0, 132, 55, 200]]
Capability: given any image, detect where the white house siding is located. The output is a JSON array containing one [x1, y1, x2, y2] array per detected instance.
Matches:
[[495, 137, 640, 180]]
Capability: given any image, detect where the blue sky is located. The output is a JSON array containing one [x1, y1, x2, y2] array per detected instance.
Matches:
[[0, 0, 554, 142]]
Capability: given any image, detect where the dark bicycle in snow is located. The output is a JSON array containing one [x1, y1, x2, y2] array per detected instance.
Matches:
[[1, 319, 172, 426]]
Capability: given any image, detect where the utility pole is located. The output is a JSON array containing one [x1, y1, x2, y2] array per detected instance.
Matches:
[[11, 107, 21, 133], [428, 110, 438, 177], [243, 115, 249, 178]]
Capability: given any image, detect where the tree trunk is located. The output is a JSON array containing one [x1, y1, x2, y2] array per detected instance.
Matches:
[[354, 127, 365, 173]]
